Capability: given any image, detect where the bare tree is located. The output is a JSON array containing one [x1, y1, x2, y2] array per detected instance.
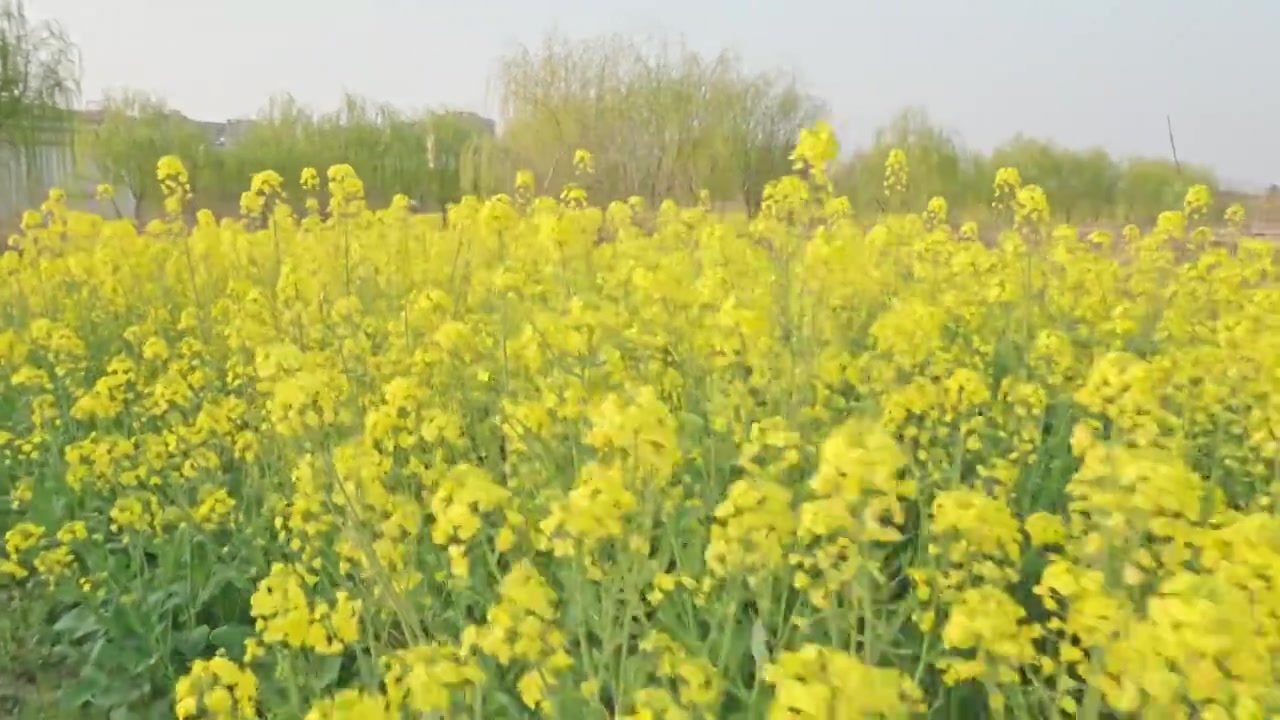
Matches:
[[721, 70, 826, 215]]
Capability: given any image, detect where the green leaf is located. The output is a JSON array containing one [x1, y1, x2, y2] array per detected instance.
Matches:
[[678, 411, 707, 435], [59, 676, 97, 707], [129, 651, 160, 676], [144, 697, 173, 720], [209, 624, 254, 659], [314, 653, 344, 690], [176, 624, 210, 657], [151, 584, 188, 614], [86, 635, 108, 666], [750, 618, 770, 669], [92, 681, 145, 709], [198, 564, 250, 606], [59, 672, 105, 709], [52, 605, 101, 640], [105, 602, 146, 638], [492, 685, 536, 719]]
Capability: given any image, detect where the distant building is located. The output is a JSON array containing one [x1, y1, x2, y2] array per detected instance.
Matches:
[[215, 118, 258, 147]]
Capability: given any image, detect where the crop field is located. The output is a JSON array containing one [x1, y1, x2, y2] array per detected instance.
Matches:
[[1, 125, 1279, 719]]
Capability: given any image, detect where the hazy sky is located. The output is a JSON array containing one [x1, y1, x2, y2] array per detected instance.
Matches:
[[30, 0, 1280, 189]]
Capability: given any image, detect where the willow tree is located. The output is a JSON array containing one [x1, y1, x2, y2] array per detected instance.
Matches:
[[0, 0, 81, 208], [206, 94, 494, 210], [990, 138, 1128, 223], [426, 110, 498, 207], [717, 70, 826, 214], [1117, 157, 1217, 225], [833, 107, 982, 216], [492, 31, 824, 208], [459, 133, 518, 199], [206, 93, 322, 204], [82, 89, 208, 220]]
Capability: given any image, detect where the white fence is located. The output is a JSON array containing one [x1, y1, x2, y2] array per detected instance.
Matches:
[[0, 141, 137, 229]]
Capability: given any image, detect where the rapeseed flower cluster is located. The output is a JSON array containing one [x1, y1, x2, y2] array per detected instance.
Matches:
[[0, 128, 1276, 720]]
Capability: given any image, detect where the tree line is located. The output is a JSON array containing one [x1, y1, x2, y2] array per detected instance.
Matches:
[[77, 90, 496, 219], [833, 107, 1219, 225], [0, 2, 1229, 224]]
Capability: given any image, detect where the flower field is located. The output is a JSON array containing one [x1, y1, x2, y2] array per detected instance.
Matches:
[[2, 123, 1279, 719]]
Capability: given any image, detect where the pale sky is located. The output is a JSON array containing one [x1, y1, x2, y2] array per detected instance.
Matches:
[[30, 0, 1280, 189]]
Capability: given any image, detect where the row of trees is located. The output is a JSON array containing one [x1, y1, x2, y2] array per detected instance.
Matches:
[[72, 32, 825, 219], [79, 89, 1216, 226], [835, 108, 1219, 224], [479, 35, 1222, 224], [0, 1, 1238, 224], [80, 91, 496, 218]]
